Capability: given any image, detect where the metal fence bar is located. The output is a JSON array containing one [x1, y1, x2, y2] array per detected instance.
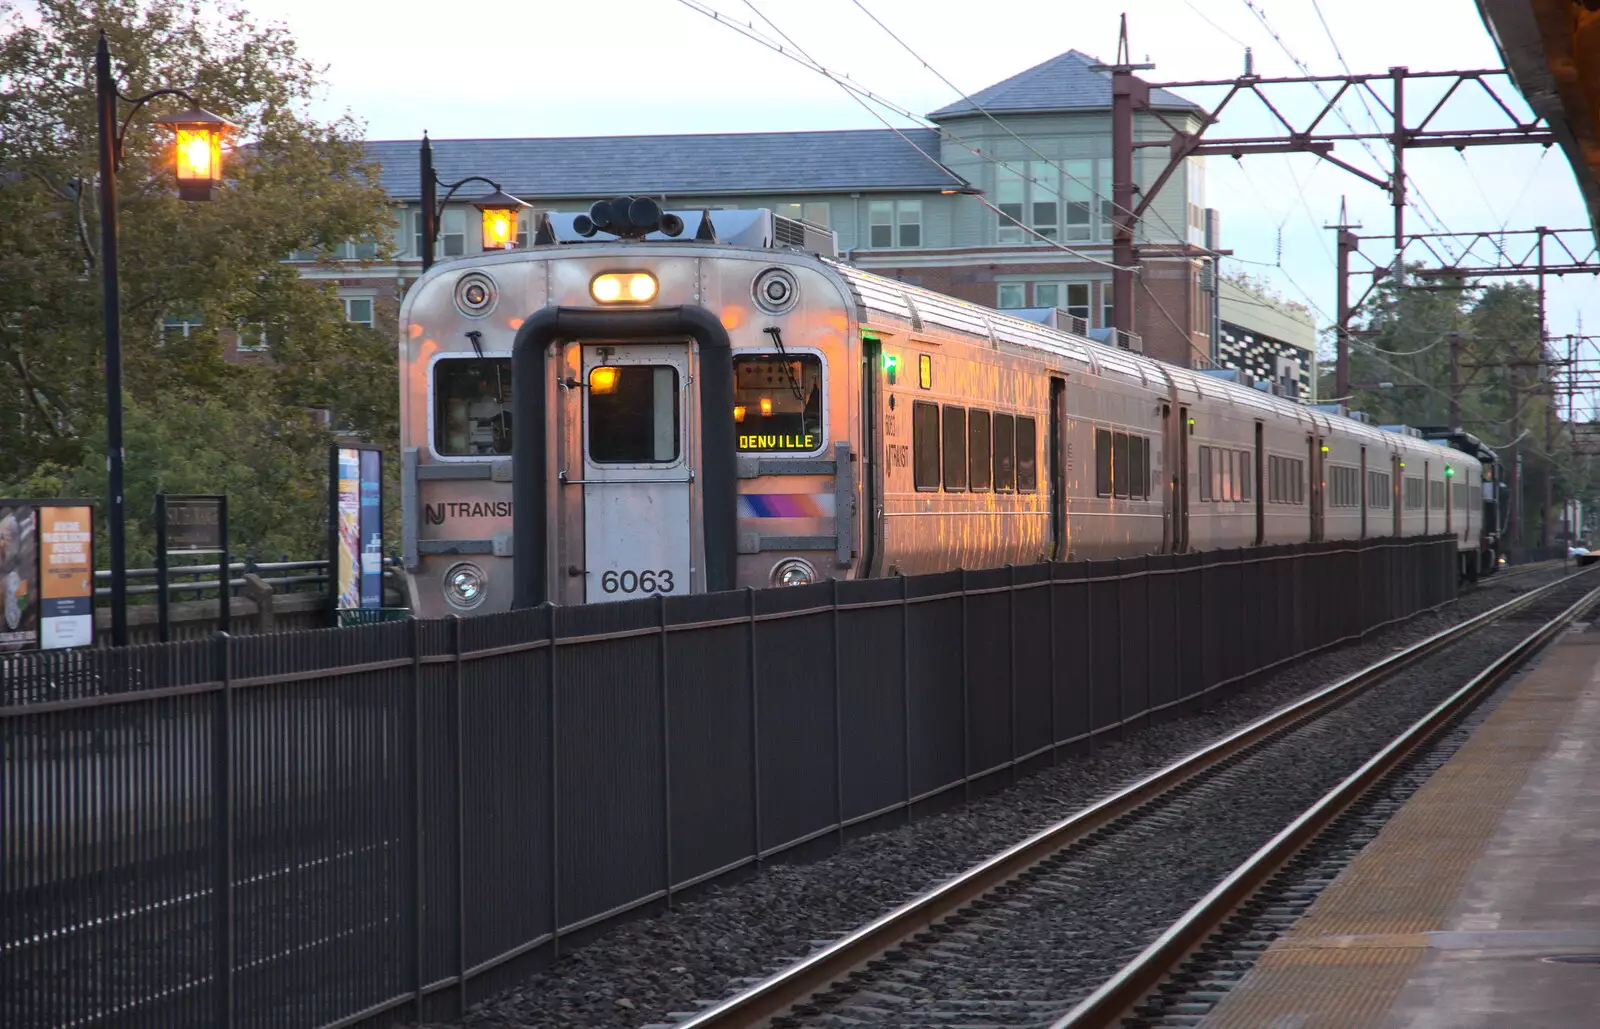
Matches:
[[211, 632, 235, 1028]]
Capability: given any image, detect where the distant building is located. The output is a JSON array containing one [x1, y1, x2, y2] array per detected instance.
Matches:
[[281, 50, 1228, 370], [1215, 277, 1317, 400]]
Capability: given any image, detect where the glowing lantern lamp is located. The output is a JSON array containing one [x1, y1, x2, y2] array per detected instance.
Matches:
[[473, 188, 531, 250], [155, 107, 235, 202]]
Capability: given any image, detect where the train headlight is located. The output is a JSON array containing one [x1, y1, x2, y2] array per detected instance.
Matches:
[[752, 267, 798, 314], [591, 272, 657, 304], [770, 558, 816, 588], [455, 272, 498, 317], [443, 562, 488, 609]]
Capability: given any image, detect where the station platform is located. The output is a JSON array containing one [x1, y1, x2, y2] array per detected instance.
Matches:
[[1199, 620, 1600, 1028]]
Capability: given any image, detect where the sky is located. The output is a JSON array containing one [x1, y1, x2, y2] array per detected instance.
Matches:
[[58, 0, 1600, 411]]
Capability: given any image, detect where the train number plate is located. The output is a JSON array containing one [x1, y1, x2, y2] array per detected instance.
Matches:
[[600, 569, 677, 595]]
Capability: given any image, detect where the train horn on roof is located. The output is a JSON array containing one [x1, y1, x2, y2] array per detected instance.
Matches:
[[572, 195, 683, 240]]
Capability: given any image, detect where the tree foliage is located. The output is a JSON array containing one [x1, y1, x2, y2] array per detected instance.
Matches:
[[1332, 269, 1594, 544], [0, 0, 398, 565]]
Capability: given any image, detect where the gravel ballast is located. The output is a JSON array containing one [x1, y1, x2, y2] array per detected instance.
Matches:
[[422, 564, 1576, 1029]]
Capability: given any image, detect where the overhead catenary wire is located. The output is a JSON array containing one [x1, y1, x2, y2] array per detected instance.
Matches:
[[676, 0, 1192, 265], [844, 0, 1198, 251]]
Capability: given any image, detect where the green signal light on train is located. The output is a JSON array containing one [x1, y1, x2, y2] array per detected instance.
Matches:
[[1446, 466, 1454, 476], [882, 352, 899, 385]]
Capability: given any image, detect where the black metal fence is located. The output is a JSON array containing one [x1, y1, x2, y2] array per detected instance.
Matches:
[[0, 536, 1457, 1029]]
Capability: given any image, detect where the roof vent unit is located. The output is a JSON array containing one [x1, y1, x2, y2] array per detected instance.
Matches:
[[1378, 423, 1424, 439], [1345, 409, 1375, 424], [1088, 326, 1143, 353], [1201, 368, 1249, 386], [771, 213, 839, 257], [1310, 403, 1349, 416]]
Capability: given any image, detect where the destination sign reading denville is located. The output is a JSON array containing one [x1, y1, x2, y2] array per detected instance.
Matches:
[[738, 433, 818, 452]]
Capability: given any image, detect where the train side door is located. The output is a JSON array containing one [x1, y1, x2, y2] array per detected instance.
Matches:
[[1308, 435, 1324, 542], [1424, 460, 1431, 534], [860, 337, 882, 577], [1176, 406, 1191, 551], [1393, 454, 1403, 536], [580, 343, 693, 603], [1253, 421, 1265, 546], [1050, 377, 1067, 558], [1360, 445, 1368, 538]]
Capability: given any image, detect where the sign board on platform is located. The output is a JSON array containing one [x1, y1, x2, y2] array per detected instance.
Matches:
[[0, 499, 95, 653]]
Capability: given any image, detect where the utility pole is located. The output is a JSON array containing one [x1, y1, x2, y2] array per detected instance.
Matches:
[[1538, 227, 1553, 548], [1092, 15, 1153, 338], [1448, 329, 1463, 430], [1329, 198, 1361, 402]]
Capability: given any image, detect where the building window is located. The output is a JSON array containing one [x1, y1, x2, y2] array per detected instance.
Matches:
[[336, 237, 378, 261], [1065, 159, 1093, 241], [997, 166, 1024, 243], [413, 208, 466, 258], [777, 201, 830, 226], [1031, 162, 1059, 240], [1097, 157, 1115, 240], [997, 283, 1025, 308], [868, 201, 894, 247], [1101, 283, 1114, 328], [341, 296, 375, 327], [162, 314, 202, 341], [235, 323, 269, 352], [896, 200, 922, 247]]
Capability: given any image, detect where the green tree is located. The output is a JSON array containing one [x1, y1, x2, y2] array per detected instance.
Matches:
[[0, 0, 398, 564], [1328, 270, 1589, 546]]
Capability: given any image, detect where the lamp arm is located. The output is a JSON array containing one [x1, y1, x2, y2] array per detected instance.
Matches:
[[429, 175, 503, 240], [111, 87, 199, 168]]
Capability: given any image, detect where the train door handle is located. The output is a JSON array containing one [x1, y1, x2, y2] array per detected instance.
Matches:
[[567, 565, 589, 577]]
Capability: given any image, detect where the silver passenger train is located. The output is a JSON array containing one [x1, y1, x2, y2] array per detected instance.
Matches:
[[398, 201, 1491, 617]]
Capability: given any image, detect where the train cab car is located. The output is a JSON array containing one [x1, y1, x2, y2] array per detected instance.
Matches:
[[398, 201, 1485, 617]]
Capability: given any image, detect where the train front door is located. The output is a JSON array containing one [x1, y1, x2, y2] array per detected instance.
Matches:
[[580, 343, 694, 603]]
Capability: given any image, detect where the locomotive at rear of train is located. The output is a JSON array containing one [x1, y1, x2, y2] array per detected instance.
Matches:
[[398, 201, 1493, 617]]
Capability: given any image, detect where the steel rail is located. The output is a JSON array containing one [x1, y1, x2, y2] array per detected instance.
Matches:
[[670, 567, 1599, 1029], [1050, 576, 1600, 1029]]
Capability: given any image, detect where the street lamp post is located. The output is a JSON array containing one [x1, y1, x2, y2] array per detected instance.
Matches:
[[95, 30, 233, 646], [417, 133, 530, 272]]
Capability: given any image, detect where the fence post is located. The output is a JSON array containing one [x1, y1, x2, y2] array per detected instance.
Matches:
[[544, 604, 559, 960], [746, 588, 762, 864], [211, 631, 234, 1029], [832, 578, 844, 845], [960, 568, 970, 799], [1115, 558, 1126, 738], [1047, 563, 1058, 764], [410, 616, 425, 1014], [901, 573, 912, 821], [659, 594, 673, 907], [1008, 564, 1017, 779], [452, 614, 468, 997]]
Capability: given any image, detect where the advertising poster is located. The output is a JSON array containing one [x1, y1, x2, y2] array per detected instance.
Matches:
[[164, 496, 223, 552], [358, 449, 383, 609], [38, 506, 93, 650], [335, 448, 361, 610], [0, 503, 39, 654]]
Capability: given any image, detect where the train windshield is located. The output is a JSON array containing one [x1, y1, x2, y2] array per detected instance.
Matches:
[[733, 353, 823, 453], [435, 358, 511, 456]]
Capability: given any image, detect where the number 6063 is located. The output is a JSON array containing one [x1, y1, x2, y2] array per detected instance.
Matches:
[[600, 569, 676, 594]]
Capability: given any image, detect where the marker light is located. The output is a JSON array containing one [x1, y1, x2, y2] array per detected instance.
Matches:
[[919, 354, 933, 389], [1446, 466, 1454, 477], [591, 272, 657, 304], [759, 397, 774, 417], [733, 405, 747, 423], [590, 366, 619, 394], [1320, 444, 1329, 453]]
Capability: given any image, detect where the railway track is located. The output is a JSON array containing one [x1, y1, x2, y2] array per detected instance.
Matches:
[[662, 566, 1600, 1029]]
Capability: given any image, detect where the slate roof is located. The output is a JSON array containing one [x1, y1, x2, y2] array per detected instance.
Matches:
[[928, 49, 1200, 118], [366, 128, 965, 201]]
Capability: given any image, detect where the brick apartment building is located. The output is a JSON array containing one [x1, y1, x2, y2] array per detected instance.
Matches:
[[284, 49, 1298, 379]]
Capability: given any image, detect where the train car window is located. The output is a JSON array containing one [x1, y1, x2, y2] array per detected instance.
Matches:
[[434, 357, 513, 456], [1113, 432, 1131, 498], [913, 401, 941, 490], [1404, 476, 1423, 509], [942, 406, 968, 491], [1095, 428, 1112, 498], [1452, 482, 1468, 513], [968, 410, 992, 491], [1225, 449, 1238, 502], [1294, 458, 1305, 505], [1368, 471, 1391, 508], [1239, 450, 1253, 501], [994, 414, 1016, 491], [1199, 446, 1212, 502], [588, 365, 680, 463], [1429, 480, 1445, 509], [1017, 417, 1038, 492], [1129, 434, 1146, 500], [733, 354, 823, 453]]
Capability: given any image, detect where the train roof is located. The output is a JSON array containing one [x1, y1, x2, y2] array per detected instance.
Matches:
[[825, 259, 1478, 468]]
